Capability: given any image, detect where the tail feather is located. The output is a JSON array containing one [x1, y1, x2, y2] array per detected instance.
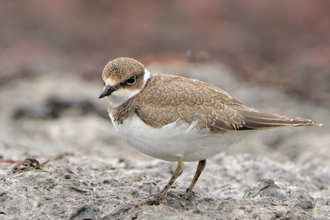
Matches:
[[237, 110, 322, 130]]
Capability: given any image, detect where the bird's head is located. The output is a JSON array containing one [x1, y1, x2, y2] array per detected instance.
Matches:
[[99, 57, 151, 107]]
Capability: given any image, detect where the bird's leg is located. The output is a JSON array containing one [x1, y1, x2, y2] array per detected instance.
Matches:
[[160, 157, 184, 196], [185, 159, 206, 199], [137, 157, 184, 206]]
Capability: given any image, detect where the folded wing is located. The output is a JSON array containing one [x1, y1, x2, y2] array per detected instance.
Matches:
[[135, 75, 321, 134]]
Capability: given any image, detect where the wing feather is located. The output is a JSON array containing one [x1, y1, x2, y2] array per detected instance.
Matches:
[[133, 74, 320, 133]]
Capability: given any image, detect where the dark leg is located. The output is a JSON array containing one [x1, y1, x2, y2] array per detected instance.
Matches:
[[185, 159, 206, 199], [160, 157, 184, 196]]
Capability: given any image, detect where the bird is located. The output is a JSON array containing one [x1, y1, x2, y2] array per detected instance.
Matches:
[[99, 57, 321, 200]]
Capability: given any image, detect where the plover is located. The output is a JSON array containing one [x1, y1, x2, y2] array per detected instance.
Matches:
[[99, 57, 321, 199]]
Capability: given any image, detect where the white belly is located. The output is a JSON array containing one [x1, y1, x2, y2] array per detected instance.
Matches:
[[110, 114, 250, 162]]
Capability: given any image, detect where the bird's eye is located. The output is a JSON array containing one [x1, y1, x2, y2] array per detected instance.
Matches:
[[126, 75, 136, 85]]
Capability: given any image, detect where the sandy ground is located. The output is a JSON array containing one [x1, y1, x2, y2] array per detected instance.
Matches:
[[0, 63, 329, 219]]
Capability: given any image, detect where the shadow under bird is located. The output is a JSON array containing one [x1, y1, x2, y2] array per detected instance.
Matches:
[[99, 57, 322, 200]]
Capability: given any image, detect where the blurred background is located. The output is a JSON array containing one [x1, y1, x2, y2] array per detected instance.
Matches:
[[1, 0, 330, 106]]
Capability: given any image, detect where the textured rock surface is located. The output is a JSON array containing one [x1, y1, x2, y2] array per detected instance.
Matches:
[[0, 63, 329, 219]]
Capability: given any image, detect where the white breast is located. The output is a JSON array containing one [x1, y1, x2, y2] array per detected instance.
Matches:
[[109, 113, 250, 162]]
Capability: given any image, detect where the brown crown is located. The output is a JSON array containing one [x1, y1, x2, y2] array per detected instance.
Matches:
[[102, 57, 145, 79]]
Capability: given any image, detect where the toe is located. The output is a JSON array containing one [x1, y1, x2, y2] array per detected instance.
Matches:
[[184, 188, 195, 200]]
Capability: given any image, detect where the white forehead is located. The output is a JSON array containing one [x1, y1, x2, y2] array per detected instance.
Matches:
[[104, 68, 151, 86], [104, 78, 117, 87]]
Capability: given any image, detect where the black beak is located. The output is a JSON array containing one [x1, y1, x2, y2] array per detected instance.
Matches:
[[99, 85, 115, 99]]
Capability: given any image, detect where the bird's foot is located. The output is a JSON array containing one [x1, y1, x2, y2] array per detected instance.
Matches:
[[184, 188, 196, 201]]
